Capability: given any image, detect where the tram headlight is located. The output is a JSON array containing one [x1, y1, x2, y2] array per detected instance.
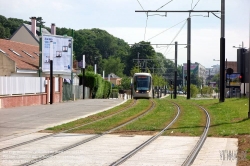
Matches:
[[147, 90, 149, 93], [136, 90, 139, 92]]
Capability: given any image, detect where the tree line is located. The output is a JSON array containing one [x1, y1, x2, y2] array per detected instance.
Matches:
[[1, 15, 208, 90]]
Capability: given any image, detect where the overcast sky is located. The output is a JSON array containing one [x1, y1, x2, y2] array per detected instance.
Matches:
[[1, 0, 249, 68]]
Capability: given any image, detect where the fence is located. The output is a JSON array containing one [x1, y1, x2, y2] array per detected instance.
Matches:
[[0, 77, 47, 95], [63, 84, 90, 101]]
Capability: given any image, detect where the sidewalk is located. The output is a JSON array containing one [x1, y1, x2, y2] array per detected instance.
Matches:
[[0, 99, 125, 141]]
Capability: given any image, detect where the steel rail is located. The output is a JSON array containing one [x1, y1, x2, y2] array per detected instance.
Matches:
[[109, 101, 181, 166], [19, 99, 155, 166], [181, 105, 211, 166]]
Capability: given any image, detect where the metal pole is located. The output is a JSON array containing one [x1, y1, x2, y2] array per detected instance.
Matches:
[[50, 41, 53, 104], [174, 41, 177, 99], [187, 18, 191, 99], [182, 65, 184, 88], [82, 55, 85, 99], [82, 68, 85, 99], [71, 30, 74, 100], [137, 52, 140, 71], [219, 0, 225, 102], [71, 29, 74, 85], [248, 13, 250, 118], [39, 25, 42, 77]]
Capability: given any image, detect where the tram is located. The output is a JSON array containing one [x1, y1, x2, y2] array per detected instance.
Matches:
[[132, 73, 153, 99]]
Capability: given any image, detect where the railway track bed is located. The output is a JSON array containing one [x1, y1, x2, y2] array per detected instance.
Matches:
[[0, 134, 237, 165], [0, 99, 239, 165]]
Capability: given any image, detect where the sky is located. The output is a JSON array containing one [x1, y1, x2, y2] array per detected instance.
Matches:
[[1, 0, 249, 68]]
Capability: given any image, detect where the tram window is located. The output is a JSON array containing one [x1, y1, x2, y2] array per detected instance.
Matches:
[[135, 76, 151, 90]]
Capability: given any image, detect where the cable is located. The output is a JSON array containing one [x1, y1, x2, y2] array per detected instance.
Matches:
[[191, 0, 194, 9], [144, 15, 148, 41], [192, 0, 201, 10], [136, 0, 148, 40], [146, 19, 186, 41], [164, 21, 187, 55], [156, 0, 174, 11], [136, 0, 147, 15]]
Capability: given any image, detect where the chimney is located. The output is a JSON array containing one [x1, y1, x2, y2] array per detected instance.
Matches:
[[30, 17, 37, 36], [51, 23, 56, 35]]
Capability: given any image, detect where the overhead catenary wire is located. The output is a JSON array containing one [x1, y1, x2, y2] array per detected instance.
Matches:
[[156, 0, 174, 11], [144, 14, 149, 41], [192, 0, 201, 10], [146, 19, 187, 41], [163, 20, 187, 56], [136, 0, 147, 15]]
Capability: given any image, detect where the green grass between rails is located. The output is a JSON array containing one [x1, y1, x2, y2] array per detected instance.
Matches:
[[46, 96, 250, 137], [115, 98, 177, 133], [163, 97, 204, 136], [46, 99, 134, 132], [67, 99, 151, 134]]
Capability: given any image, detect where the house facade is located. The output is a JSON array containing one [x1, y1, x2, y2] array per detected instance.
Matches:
[[10, 17, 54, 46]]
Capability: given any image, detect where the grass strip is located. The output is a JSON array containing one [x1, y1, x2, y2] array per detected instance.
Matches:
[[163, 96, 204, 136], [191, 98, 250, 136], [113, 98, 177, 135], [46, 99, 134, 132], [68, 99, 152, 134]]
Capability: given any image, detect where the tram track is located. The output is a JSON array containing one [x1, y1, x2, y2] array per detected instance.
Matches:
[[0, 99, 137, 152], [16, 99, 156, 166], [109, 101, 210, 166]]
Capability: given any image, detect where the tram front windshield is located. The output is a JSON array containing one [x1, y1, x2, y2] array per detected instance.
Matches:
[[134, 76, 151, 91]]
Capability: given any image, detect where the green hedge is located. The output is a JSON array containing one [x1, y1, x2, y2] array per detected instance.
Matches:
[[78, 71, 112, 99]]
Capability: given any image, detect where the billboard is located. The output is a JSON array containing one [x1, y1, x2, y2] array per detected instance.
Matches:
[[226, 73, 241, 87], [183, 63, 198, 75], [42, 34, 73, 73]]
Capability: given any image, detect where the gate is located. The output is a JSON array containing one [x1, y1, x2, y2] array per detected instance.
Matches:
[[63, 83, 72, 101]]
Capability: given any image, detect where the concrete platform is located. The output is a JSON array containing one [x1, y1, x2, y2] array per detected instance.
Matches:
[[0, 134, 237, 166]]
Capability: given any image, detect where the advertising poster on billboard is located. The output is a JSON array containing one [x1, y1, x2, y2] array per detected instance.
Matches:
[[42, 35, 73, 73], [183, 63, 198, 75], [226, 73, 241, 87]]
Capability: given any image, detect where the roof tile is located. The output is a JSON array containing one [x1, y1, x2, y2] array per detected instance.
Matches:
[[0, 39, 39, 70]]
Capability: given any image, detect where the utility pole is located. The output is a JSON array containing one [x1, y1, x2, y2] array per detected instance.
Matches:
[[174, 41, 177, 99], [187, 17, 191, 99], [137, 52, 140, 71], [219, 0, 225, 102]]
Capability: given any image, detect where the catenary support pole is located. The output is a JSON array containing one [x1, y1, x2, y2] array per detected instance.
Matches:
[[174, 41, 177, 99], [187, 17, 191, 99], [219, 0, 225, 102]]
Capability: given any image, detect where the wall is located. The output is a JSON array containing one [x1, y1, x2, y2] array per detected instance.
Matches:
[[0, 77, 63, 108], [0, 52, 15, 76], [0, 94, 47, 108], [10, 26, 38, 46]]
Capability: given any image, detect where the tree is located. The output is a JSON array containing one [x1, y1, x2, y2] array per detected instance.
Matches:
[[102, 56, 125, 77], [190, 84, 199, 98], [126, 41, 157, 75], [130, 66, 140, 77], [120, 76, 132, 90]]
